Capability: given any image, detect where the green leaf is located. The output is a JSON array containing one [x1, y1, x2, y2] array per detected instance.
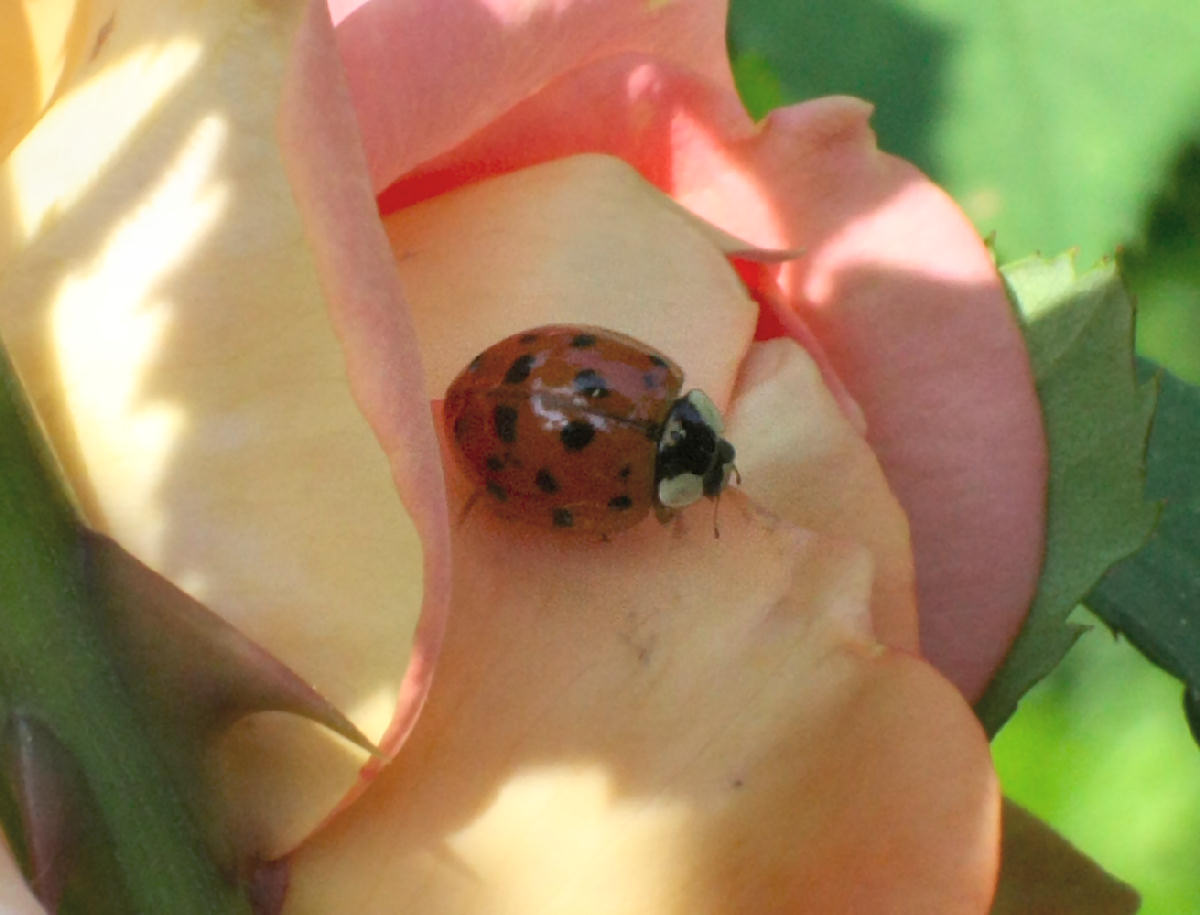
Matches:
[[1187, 685, 1200, 745], [728, 51, 787, 120], [974, 253, 1158, 735], [728, 0, 948, 179], [991, 614, 1200, 914], [1085, 359, 1200, 739], [1121, 143, 1200, 383]]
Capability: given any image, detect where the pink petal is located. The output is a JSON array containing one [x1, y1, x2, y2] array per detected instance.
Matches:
[[374, 52, 756, 213], [329, 0, 732, 192], [717, 100, 1048, 699], [281, 0, 451, 774]]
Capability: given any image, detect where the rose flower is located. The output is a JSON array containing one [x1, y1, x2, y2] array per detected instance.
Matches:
[[0, 0, 1045, 911]]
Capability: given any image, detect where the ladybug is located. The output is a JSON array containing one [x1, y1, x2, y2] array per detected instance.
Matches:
[[443, 325, 738, 535]]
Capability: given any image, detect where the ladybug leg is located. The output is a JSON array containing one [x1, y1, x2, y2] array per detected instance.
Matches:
[[455, 488, 482, 529], [670, 511, 688, 539]]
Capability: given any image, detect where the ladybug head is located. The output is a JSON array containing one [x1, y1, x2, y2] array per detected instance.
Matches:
[[654, 390, 738, 513]]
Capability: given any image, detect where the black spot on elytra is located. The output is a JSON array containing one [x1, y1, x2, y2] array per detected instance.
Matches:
[[519, 332, 539, 343], [552, 507, 574, 528], [642, 372, 661, 390], [608, 495, 633, 510], [560, 420, 595, 451], [504, 354, 536, 385], [486, 481, 507, 502], [649, 354, 669, 368], [467, 353, 484, 373], [570, 333, 597, 348], [573, 369, 610, 398], [535, 469, 559, 493], [493, 405, 518, 443], [618, 464, 632, 479], [485, 455, 504, 472], [643, 422, 660, 442]]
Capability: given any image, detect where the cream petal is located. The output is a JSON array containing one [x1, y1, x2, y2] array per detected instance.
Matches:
[[1, 0, 436, 857]]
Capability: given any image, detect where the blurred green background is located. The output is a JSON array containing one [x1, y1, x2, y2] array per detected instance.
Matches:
[[727, 0, 1200, 911]]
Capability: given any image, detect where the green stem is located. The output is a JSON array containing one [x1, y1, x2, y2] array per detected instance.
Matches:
[[0, 341, 249, 914]]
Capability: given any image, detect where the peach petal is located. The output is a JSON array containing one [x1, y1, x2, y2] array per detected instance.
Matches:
[[0, 0, 436, 856], [382, 154, 757, 406], [727, 338, 917, 650], [287, 503, 998, 913], [329, 0, 732, 191]]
